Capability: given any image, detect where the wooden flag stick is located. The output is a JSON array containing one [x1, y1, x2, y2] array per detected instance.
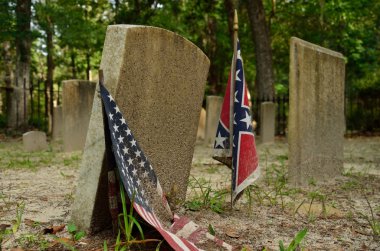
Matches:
[[229, 10, 238, 157], [230, 9, 238, 207]]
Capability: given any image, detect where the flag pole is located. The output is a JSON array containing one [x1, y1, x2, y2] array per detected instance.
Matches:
[[230, 9, 238, 207]]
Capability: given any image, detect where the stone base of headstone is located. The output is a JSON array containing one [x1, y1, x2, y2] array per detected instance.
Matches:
[[288, 37, 345, 186], [23, 131, 48, 152], [204, 96, 223, 146], [260, 102, 275, 143], [52, 106, 63, 140], [62, 80, 96, 152], [197, 108, 206, 140]]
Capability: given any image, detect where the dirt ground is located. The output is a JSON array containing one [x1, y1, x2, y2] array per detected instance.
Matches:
[[0, 136, 380, 250]]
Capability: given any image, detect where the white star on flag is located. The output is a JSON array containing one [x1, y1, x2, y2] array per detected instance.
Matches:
[[113, 124, 119, 132], [235, 69, 241, 82], [132, 168, 137, 176], [131, 139, 136, 146], [127, 157, 133, 165], [214, 132, 226, 148], [240, 111, 252, 130], [118, 135, 124, 143], [122, 146, 129, 154]]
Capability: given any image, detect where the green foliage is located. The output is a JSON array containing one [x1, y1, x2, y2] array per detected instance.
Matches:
[[0, 113, 7, 128], [360, 194, 380, 238], [113, 182, 163, 250], [208, 224, 215, 236], [67, 223, 86, 241], [279, 228, 308, 251], [1, 0, 380, 130], [12, 202, 25, 234]]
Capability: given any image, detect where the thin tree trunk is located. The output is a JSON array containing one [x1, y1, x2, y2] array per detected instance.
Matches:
[[224, 0, 235, 46], [70, 51, 77, 79], [246, 0, 275, 100], [46, 20, 54, 134], [205, 1, 221, 95], [12, 0, 31, 128], [86, 52, 91, 80], [2, 42, 14, 121]]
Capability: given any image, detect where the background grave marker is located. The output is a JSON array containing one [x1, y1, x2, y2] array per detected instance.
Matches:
[[288, 37, 345, 186]]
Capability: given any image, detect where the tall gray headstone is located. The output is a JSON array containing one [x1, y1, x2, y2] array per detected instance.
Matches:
[[205, 96, 223, 146], [260, 102, 275, 143], [197, 108, 206, 140], [52, 106, 63, 140], [62, 80, 96, 152], [71, 25, 210, 232], [288, 37, 345, 186]]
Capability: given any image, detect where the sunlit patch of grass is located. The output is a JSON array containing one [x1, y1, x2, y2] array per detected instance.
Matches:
[[63, 154, 81, 167], [0, 141, 82, 170]]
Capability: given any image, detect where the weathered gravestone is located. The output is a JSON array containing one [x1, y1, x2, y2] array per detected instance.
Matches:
[[71, 25, 210, 232], [197, 108, 206, 140], [23, 131, 48, 152], [260, 102, 275, 143], [62, 80, 96, 152], [288, 37, 345, 186], [52, 106, 63, 140], [204, 96, 223, 146]]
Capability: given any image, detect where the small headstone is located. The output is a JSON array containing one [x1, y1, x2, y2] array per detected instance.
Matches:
[[62, 80, 96, 152], [52, 106, 63, 140], [260, 102, 275, 143], [23, 131, 48, 152], [204, 96, 223, 146], [71, 25, 210, 232], [288, 37, 345, 186], [197, 108, 206, 140]]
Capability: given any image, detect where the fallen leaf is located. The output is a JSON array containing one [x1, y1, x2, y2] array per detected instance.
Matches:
[[43, 224, 65, 234], [0, 224, 11, 231], [225, 229, 240, 238], [49, 237, 75, 249], [24, 218, 39, 227]]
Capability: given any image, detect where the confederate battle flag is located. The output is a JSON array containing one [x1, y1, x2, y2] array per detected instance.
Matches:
[[213, 40, 260, 203]]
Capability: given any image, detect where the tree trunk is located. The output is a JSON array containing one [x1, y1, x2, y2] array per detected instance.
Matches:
[[224, 0, 235, 46], [2, 42, 14, 121], [12, 0, 31, 128], [205, 1, 221, 95], [246, 0, 275, 100], [70, 51, 77, 79], [86, 52, 91, 80], [46, 21, 54, 134]]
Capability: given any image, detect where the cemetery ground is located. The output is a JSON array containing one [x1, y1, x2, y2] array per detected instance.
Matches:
[[0, 136, 379, 250]]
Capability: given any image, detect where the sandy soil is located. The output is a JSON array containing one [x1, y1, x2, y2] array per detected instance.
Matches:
[[1, 136, 379, 250]]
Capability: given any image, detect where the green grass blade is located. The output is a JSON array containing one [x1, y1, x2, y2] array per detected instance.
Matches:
[[288, 228, 308, 250], [129, 215, 145, 240]]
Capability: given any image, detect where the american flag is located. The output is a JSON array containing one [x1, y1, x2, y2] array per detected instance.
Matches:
[[213, 40, 260, 203], [99, 83, 232, 251]]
